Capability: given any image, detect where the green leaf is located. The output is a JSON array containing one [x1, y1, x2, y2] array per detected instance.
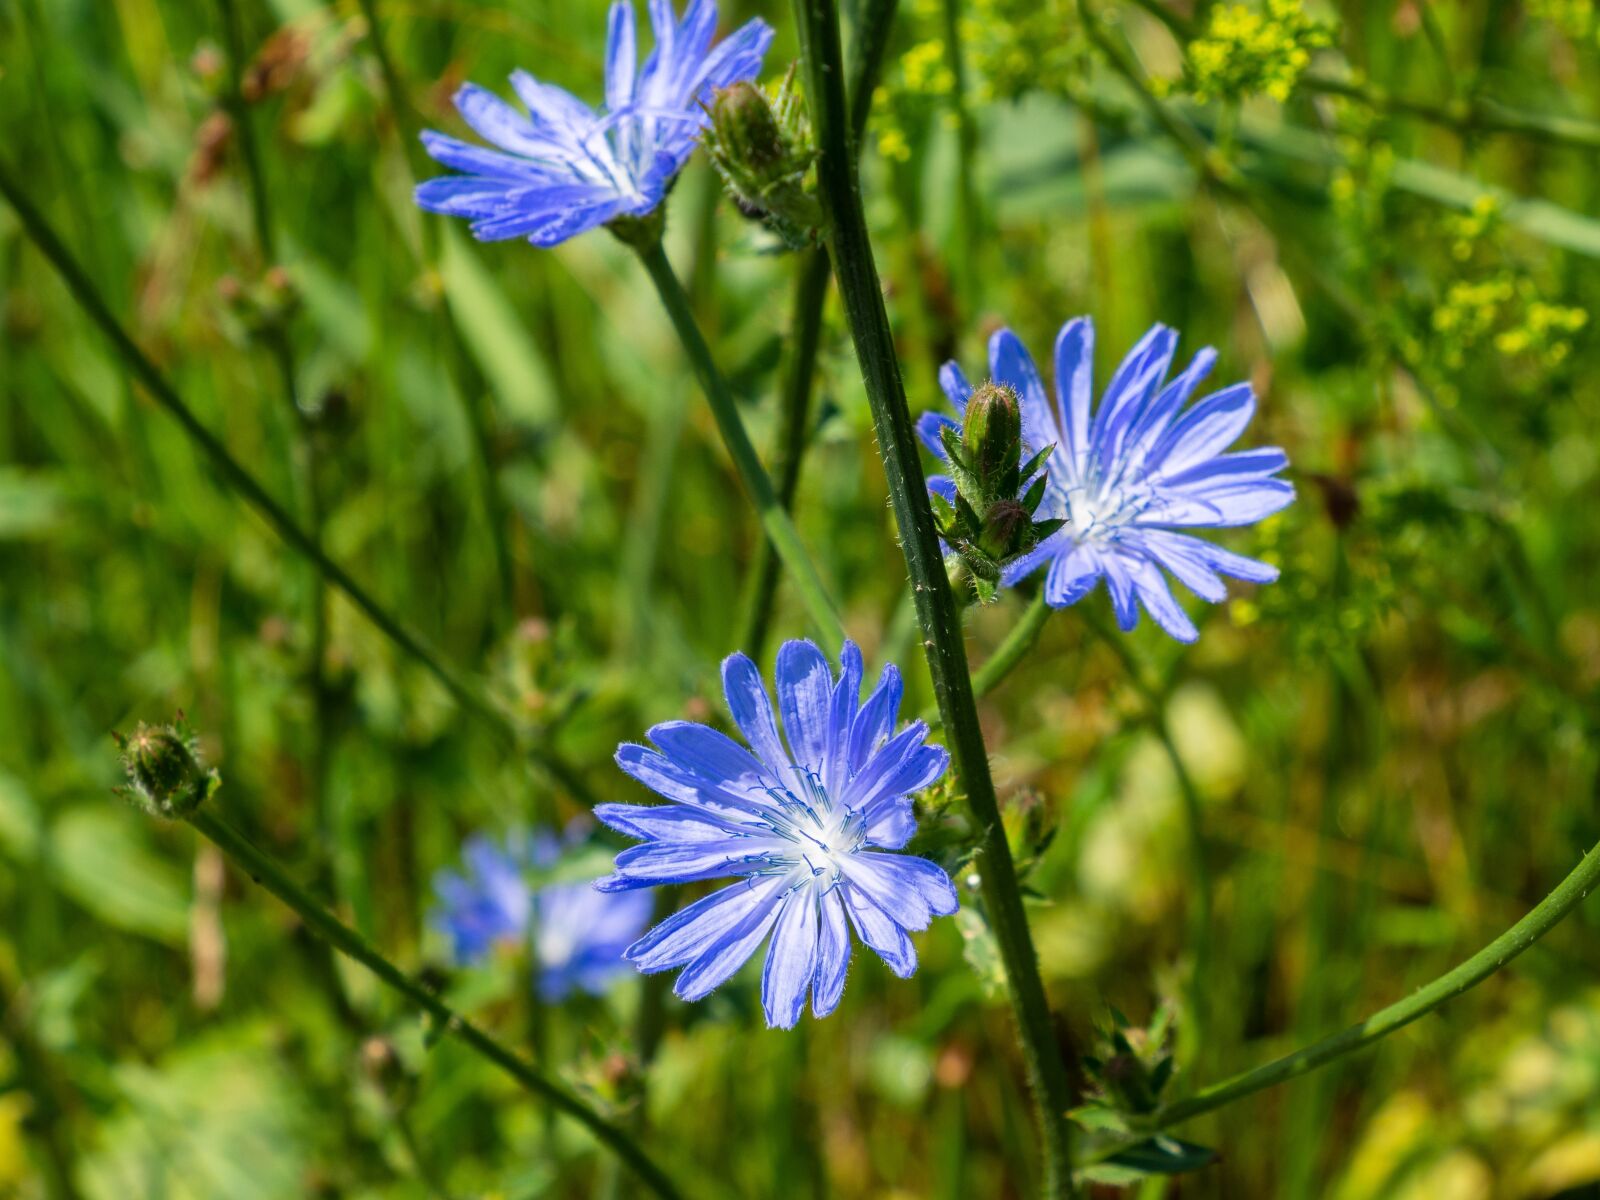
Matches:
[[48, 806, 189, 945], [0, 771, 40, 860], [1105, 1135, 1218, 1176], [954, 906, 1006, 1000], [440, 226, 559, 428], [0, 468, 67, 539]]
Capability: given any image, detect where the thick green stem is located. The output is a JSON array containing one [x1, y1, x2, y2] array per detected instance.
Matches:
[[790, 0, 1078, 1193], [737, 248, 831, 657], [185, 807, 685, 1200], [634, 240, 846, 651], [0, 163, 595, 798]]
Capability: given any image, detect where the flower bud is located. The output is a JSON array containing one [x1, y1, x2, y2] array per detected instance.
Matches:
[[961, 382, 1022, 491], [1082, 1005, 1178, 1117], [702, 65, 822, 250], [710, 81, 788, 172], [977, 497, 1029, 561], [114, 716, 219, 819]]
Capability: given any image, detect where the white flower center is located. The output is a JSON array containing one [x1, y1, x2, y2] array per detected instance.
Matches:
[[1063, 476, 1151, 545], [752, 769, 866, 887]]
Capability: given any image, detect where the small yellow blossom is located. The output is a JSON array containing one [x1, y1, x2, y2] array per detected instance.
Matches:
[[1179, 0, 1335, 104]]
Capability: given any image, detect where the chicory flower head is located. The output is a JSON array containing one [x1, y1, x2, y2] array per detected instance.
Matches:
[[414, 0, 772, 246], [596, 640, 959, 1029], [922, 318, 1294, 642], [433, 832, 653, 1001]]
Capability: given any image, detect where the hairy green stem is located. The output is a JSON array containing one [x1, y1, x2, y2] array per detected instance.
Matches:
[[635, 240, 847, 651], [973, 593, 1053, 699], [185, 807, 685, 1200], [737, 248, 831, 657], [791, 0, 1079, 1192], [0, 163, 596, 799]]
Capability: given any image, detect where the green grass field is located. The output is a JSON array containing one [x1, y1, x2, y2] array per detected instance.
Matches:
[[4, 0, 1600, 1196]]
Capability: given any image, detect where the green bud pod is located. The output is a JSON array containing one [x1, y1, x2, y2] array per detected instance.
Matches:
[[702, 66, 823, 250], [961, 383, 1022, 492], [710, 81, 788, 172], [114, 716, 219, 819], [977, 497, 1029, 561]]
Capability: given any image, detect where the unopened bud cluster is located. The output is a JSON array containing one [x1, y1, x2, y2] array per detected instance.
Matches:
[[930, 382, 1065, 602], [703, 66, 822, 250], [113, 714, 219, 820], [1082, 1005, 1178, 1117]]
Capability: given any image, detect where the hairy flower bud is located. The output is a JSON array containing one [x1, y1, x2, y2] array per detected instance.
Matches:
[[702, 65, 822, 250], [114, 715, 219, 819], [961, 382, 1022, 491], [977, 497, 1029, 561], [926, 375, 1064, 602], [710, 81, 787, 171]]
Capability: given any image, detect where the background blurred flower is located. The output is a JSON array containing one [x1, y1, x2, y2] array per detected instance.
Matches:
[[414, 0, 773, 245], [433, 831, 652, 999], [596, 640, 958, 1028], [433, 835, 533, 964]]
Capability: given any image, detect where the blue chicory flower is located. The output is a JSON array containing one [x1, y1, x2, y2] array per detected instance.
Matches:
[[414, 0, 773, 246], [919, 318, 1294, 642], [595, 640, 959, 1029], [433, 832, 653, 1001]]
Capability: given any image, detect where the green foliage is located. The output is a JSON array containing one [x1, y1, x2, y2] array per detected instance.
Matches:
[[4, 0, 1600, 1196]]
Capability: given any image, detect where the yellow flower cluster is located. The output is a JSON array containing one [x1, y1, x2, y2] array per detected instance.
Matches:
[[901, 39, 956, 96], [963, 0, 1082, 102], [1431, 273, 1588, 368], [1181, 0, 1334, 103], [1445, 194, 1502, 261], [868, 0, 1083, 163]]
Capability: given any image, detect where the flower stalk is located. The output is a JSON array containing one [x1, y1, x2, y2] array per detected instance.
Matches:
[[634, 238, 847, 652], [736, 0, 902, 658], [737, 247, 832, 657], [789, 0, 1079, 1191], [184, 804, 686, 1200], [1077, 832, 1600, 1166]]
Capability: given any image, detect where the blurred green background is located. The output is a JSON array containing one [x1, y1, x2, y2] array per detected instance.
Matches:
[[4, 0, 1600, 1196]]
